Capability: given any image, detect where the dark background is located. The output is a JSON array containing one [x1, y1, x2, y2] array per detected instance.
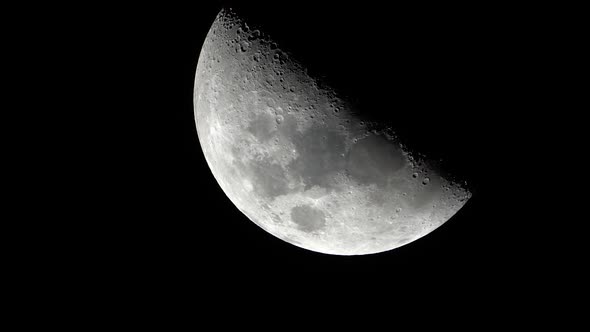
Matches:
[[36, 0, 561, 312], [5, 0, 580, 326], [108, 1, 533, 281]]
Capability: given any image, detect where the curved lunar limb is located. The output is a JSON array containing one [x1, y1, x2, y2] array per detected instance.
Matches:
[[194, 8, 471, 255]]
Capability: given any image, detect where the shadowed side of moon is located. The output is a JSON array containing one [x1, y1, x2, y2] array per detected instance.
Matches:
[[193, 8, 471, 255]]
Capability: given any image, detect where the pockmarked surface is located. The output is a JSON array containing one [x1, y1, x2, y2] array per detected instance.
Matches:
[[194, 9, 471, 255]]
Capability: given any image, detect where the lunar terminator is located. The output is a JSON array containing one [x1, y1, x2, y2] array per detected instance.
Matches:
[[194, 8, 471, 255]]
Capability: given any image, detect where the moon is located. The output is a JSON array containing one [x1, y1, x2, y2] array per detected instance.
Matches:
[[194, 8, 471, 255]]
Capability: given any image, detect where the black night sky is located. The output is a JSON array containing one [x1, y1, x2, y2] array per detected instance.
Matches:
[[3, 0, 578, 326], [75, 0, 557, 305]]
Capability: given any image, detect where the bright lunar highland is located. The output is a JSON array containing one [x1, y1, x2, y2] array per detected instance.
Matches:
[[194, 8, 471, 255]]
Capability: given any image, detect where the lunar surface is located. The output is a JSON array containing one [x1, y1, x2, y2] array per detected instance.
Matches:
[[194, 8, 471, 255]]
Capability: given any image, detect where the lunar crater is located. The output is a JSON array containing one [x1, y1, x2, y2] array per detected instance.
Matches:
[[194, 8, 472, 255]]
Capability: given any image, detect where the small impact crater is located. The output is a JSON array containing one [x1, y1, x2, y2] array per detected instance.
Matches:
[[290, 205, 326, 233]]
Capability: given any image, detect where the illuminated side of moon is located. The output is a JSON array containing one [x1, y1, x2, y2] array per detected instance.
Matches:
[[194, 8, 471, 255]]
